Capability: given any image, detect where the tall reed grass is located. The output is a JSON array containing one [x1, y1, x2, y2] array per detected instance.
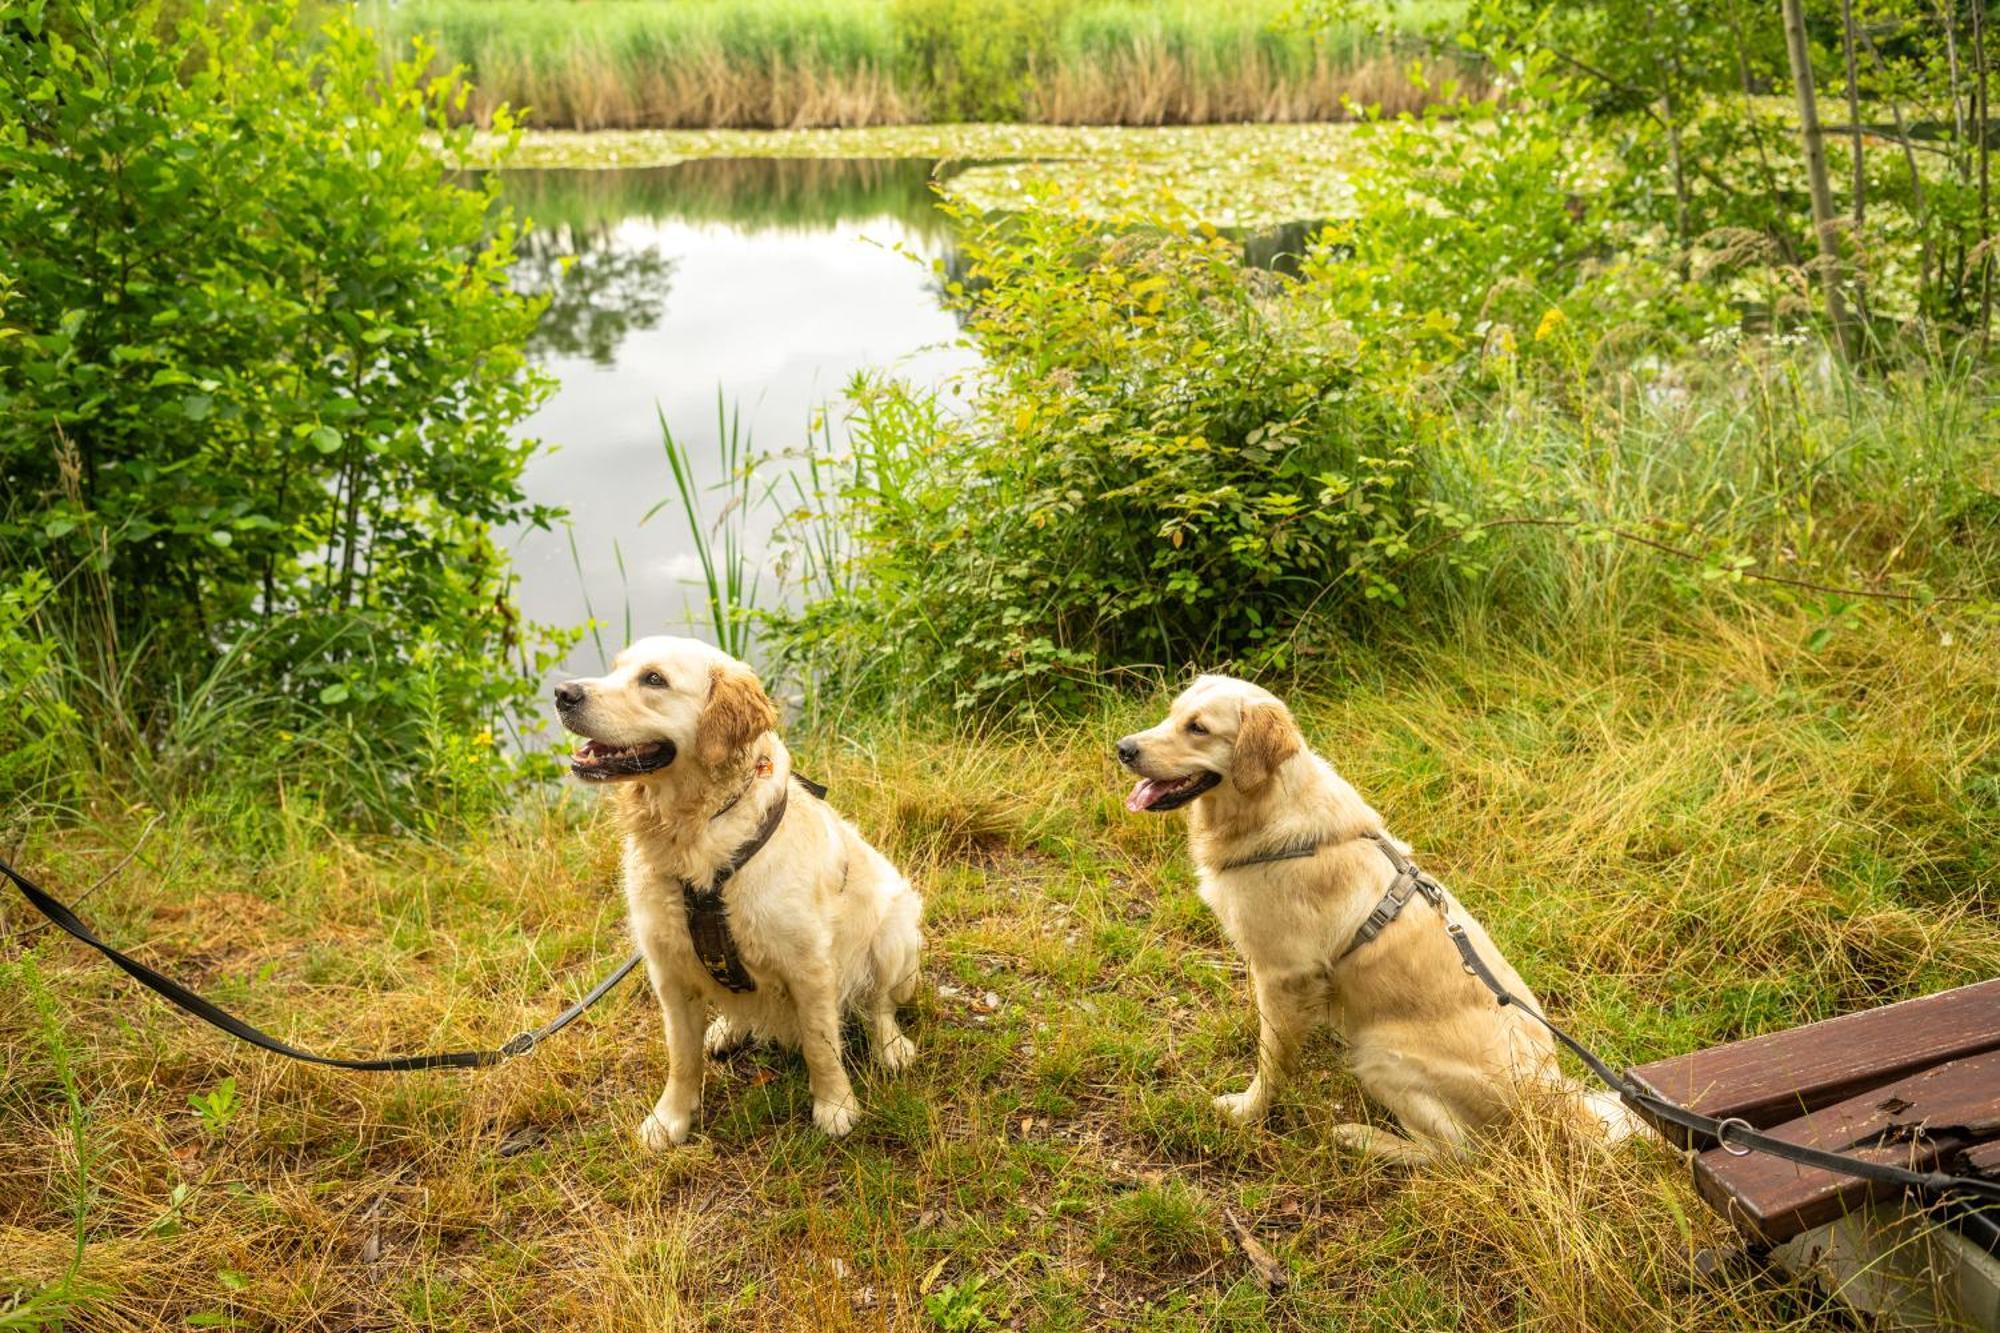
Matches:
[[373, 0, 1469, 130]]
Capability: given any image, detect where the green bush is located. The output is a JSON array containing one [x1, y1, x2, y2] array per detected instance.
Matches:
[[767, 69, 1998, 716], [0, 570, 76, 818], [0, 0, 560, 815], [768, 193, 1429, 712]]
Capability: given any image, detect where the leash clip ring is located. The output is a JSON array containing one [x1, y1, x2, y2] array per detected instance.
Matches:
[[1444, 921, 1476, 974], [1714, 1116, 1755, 1156], [500, 1032, 537, 1059]]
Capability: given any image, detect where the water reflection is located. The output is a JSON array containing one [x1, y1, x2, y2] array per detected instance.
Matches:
[[497, 158, 976, 694], [515, 224, 677, 367]]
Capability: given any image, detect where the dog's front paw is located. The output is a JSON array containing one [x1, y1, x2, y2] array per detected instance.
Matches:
[[1214, 1090, 1268, 1126], [813, 1098, 859, 1138], [636, 1107, 693, 1152], [875, 1032, 917, 1072]]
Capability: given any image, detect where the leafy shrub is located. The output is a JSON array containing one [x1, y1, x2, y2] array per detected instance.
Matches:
[[769, 69, 1997, 715], [0, 570, 77, 815], [769, 193, 1428, 712], [0, 0, 561, 816]]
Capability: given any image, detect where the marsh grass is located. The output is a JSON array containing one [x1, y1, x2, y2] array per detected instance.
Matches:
[[374, 0, 1470, 131], [652, 396, 771, 661], [5, 598, 1997, 1329]]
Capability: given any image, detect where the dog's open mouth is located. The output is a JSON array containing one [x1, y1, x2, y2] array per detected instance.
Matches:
[[570, 738, 676, 781], [1125, 770, 1221, 812]]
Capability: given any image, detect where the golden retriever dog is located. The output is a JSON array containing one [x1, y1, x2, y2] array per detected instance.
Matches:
[[1117, 674, 1631, 1163], [556, 636, 922, 1147]]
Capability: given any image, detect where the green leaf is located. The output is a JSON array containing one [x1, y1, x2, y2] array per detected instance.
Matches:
[[309, 425, 342, 454], [318, 683, 350, 704]]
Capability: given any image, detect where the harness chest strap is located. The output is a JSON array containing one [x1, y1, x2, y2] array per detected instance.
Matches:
[[1220, 830, 1447, 961], [679, 772, 826, 994]]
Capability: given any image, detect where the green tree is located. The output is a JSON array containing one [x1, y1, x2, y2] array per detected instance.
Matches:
[[0, 0, 558, 803]]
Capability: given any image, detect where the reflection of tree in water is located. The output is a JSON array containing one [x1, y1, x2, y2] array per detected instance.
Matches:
[[513, 223, 676, 367]]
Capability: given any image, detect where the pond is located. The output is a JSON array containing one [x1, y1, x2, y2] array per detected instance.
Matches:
[[498, 158, 978, 684], [498, 155, 1326, 696]]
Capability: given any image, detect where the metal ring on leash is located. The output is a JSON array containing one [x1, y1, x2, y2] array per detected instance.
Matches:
[[1713, 1116, 1755, 1156]]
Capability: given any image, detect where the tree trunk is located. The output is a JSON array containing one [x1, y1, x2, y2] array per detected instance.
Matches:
[[1781, 0, 1857, 360], [1839, 0, 1871, 324], [1974, 0, 1992, 346]]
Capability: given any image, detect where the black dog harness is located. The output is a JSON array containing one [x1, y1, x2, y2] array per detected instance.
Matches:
[[1221, 830, 1448, 961], [680, 772, 826, 993]]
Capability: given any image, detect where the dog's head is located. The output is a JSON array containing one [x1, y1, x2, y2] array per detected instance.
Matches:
[[1115, 674, 1301, 813], [553, 636, 777, 784]]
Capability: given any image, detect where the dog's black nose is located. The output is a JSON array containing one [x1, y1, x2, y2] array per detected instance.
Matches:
[[553, 681, 586, 710], [1116, 737, 1139, 767]]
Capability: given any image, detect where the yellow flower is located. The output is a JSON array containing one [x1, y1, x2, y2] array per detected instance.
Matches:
[[1533, 307, 1568, 342]]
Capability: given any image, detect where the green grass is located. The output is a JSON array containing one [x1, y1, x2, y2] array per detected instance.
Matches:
[[370, 0, 1469, 130], [5, 600, 1997, 1328]]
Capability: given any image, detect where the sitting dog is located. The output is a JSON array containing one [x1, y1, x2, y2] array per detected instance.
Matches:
[[1117, 674, 1630, 1162], [556, 636, 922, 1146]]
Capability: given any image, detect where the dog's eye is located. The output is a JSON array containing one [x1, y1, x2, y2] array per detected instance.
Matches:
[[1186, 718, 1207, 735], [641, 671, 668, 688]]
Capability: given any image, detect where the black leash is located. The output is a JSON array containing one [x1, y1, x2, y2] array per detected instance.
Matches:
[[1442, 919, 2000, 1204], [0, 770, 831, 1071], [1332, 838, 2000, 1212], [0, 853, 642, 1071]]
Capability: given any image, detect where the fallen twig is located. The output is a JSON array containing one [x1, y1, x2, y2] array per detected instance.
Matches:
[[1222, 1208, 1289, 1296]]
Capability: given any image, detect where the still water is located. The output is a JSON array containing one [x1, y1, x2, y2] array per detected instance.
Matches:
[[497, 158, 977, 682], [498, 158, 1322, 692]]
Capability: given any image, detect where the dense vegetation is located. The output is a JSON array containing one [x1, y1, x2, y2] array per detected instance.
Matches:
[[762, 0, 2000, 714], [4, 0, 2000, 1327], [375, 0, 1467, 129], [0, 0, 565, 823]]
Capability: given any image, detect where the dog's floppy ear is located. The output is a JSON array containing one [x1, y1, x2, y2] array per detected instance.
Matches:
[[697, 662, 777, 766], [1232, 700, 1300, 794]]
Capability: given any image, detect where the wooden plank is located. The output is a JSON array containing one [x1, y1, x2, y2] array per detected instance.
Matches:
[[1691, 1048, 2000, 1244], [1965, 1140, 2000, 1177], [1625, 979, 2000, 1146]]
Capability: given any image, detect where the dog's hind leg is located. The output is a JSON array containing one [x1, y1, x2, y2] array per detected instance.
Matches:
[[1331, 1088, 1471, 1167], [867, 983, 917, 1072], [1328, 1122, 1434, 1165]]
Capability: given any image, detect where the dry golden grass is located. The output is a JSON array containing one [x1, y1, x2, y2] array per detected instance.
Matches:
[[5, 602, 1996, 1329], [1031, 49, 1444, 124], [380, 0, 1475, 131]]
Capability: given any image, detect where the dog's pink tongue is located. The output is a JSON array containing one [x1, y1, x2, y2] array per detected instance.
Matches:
[[1125, 779, 1164, 813]]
